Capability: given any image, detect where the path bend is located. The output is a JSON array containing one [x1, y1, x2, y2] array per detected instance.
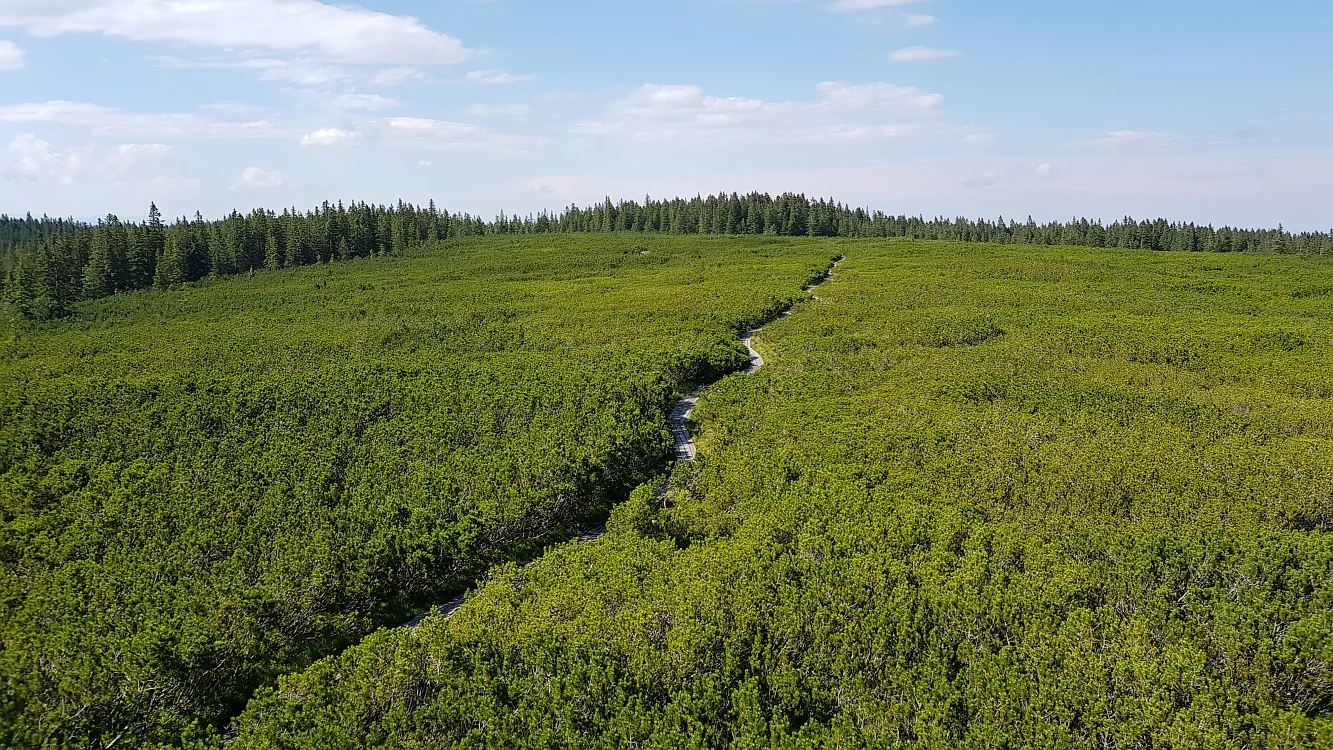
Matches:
[[403, 257, 843, 628]]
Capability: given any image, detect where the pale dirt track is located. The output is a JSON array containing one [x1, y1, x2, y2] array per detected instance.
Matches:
[[403, 258, 842, 628]]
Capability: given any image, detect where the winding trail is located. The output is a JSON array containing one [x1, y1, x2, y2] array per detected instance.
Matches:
[[402, 258, 843, 628]]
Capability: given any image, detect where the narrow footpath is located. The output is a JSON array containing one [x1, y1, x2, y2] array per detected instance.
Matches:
[[403, 257, 843, 628]]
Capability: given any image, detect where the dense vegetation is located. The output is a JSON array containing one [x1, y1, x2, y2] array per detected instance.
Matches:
[[0, 214, 83, 251], [5, 194, 1331, 322], [231, 241, 1333, 749], [0, 235, 835, 748]]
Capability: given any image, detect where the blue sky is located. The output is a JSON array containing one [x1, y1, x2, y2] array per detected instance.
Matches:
[[0, 0, 1329, 229]]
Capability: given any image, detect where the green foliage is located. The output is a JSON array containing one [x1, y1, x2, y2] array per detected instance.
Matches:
[[608, 480, 667, 539], [230, 241, 1333, 749], [5, 194, 1333, 322], [0, 235, 830, 748]]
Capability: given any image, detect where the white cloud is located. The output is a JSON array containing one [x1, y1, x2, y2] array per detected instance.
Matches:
[[417, 160, 432, 168], [0, 133, 171, 185], [963, 169, 1003, 189], [0, 0, 471, 65], [904, 14, 936, 27], [233, 166, 287, 189], [386, 117, 478, 138], [815, 81, 944, 111], [891, 46, 961, 62], [0, 100, 281, 139], [0, 40, 24, 70], [373, 67, 427, 86], [200, 100, 263, 115], [148, 55, 350, 85], [573, 81, 945, 145], [300, 128, 358, 147], [1079, 130, 1174, 149], [801, 123, 925, 142], [463, 69, 536, 85], [384, 116, 546, 152], [830, 0, 923, 11], [1035, 162, 1053, 177], [256, 59, 349, 85], [332, 93, 399, 111], [466, 103, 532, 117]]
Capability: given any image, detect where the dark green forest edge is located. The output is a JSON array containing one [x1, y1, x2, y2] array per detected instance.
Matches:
[[0, 197, 1329, 749], [4, 192, 1332, 322]]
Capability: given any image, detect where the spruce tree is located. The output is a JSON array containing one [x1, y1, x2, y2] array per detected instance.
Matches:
[[22, 243, 60, 320], [1272, 225, 1289, 254], [4, 256, 34, 319], [131, 203, 166, 289], [264, 232, 281, 271], [88, 215, 131, 293], [39, 235, 81, 317], [155, 235, 189, 288], [83, 227, 115, 299]]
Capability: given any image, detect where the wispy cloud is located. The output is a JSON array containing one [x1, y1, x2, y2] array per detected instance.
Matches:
[[384, 117, 547, 152], [963, 168, 1003, 189], [200, 101, 264, 116], [573, 81, 945, 145], [830, 0, 924, 11], [0, 40, 24, 71], [0, 0, 471, 65], [466, 104, 532, 117], [373, 67, 427, 86], [462, 69, 537, 85], [147, 55, 351, 86], [0, 133, 172, 185], [232, 166, 287, 189], [331, 93, 400, 111], [0, 101, 283, 139], [891, 46, 961, 62], [300, 128, 359, 147], [1078, 130, 1174, 149]]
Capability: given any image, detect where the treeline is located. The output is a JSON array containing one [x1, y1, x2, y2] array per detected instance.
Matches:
[[5, 192, 1332, 321], [0, 213, 83, 249], [535, 193, 1333, 257], [2, 200, 492, 321]]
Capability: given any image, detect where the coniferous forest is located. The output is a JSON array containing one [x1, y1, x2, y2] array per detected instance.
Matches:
[[4, 193, 1332, 322], [0, 198, 1331, 749]]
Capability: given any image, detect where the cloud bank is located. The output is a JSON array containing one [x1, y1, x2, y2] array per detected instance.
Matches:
[[0, 0, 471, 64]]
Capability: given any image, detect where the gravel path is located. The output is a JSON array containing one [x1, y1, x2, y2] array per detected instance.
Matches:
[[402, 258, 842, 628]]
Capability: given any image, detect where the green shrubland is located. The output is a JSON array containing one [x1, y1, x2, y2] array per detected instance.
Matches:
[[6, 194, 1331, 323], [0, 235, 834, 748], [231, 241, 1333, 749]]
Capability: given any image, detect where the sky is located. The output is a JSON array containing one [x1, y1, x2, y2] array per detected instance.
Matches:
[[0, 0, 1330, 229]]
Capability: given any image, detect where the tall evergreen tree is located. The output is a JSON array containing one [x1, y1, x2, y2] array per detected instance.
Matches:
[[39, 235, 83, 318], [129, 203, 165, 290], [83, 221, 119, 299], [155, 234, 189, 288], [3, 252, 36, 319], [264, 231, 282, 271], [85, 215, 131, 293]]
